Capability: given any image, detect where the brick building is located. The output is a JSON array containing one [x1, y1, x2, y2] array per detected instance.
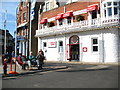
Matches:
[[35, 0, 120, 63], [16, 0, 43, 56]]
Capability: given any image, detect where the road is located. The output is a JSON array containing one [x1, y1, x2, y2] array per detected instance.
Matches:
[[2, 63, 119, 88]]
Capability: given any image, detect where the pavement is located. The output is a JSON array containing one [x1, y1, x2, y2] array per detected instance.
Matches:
[[0, 60, 119, 78], [0, 61, 68, 77]]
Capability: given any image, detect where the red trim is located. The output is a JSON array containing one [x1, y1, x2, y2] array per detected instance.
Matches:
[[87, 5, 98, 12], [40, 18, 47, 24], [63, 11, 73, 18], [55, 14, 63, 20], [67, 43, 79, 46]]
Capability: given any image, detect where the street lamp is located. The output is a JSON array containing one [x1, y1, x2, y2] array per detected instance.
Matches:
[[8, 5, 19, 74], [4, 10, 7, 55]]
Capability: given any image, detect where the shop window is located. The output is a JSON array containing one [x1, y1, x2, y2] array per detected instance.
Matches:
[[58, 41, 63, 53], [92, 38, 98, 52], [108, 8, 112, 16]]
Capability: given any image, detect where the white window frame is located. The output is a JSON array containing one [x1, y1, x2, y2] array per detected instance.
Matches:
[[91, 38, 99, 53], [58, 41, 63, 53], [102, 1, 119, 18]]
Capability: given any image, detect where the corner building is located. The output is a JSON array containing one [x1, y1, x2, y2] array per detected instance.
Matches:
[[35, 0, 120, 63]]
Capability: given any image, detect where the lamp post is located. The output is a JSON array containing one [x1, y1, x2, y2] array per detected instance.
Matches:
[[4, 10, 7, 55], [9, 5, 19, 74]]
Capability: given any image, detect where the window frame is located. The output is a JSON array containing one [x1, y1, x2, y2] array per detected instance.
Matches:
[[58, 41, 63, 53], [91, 38, 99, 52]]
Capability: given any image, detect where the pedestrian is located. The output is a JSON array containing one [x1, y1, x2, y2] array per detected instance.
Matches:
[[39, 49, 45, 61], [36, 51, 44, 70], [39, 49, 44, 56], [3, 58, 8, 76], [27, 51, 35, 70], [17, 53, 27, 70], [11, 51, 15, 63]]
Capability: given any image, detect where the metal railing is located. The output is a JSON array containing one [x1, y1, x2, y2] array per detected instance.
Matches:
[[36, 15, 119, 37]]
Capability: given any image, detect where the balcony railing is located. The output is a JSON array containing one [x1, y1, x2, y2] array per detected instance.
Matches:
[[36, 15, 120, 37]]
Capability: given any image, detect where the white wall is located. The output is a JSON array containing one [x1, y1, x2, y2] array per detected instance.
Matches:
[[38, 28, 119, 63], [103, 28, 118, 62]]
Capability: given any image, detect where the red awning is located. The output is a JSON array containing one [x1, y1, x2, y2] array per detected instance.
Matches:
[[40, 18, 47, 24], [63, 11, 73, 18], [55, 14, 63, 20], [87, 5, 98, 12]]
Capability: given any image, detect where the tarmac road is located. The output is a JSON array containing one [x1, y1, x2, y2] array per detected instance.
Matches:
[[2, 62, 119, 88]]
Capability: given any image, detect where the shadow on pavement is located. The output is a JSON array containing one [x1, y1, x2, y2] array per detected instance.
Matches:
[[56, 67, 111, 72]]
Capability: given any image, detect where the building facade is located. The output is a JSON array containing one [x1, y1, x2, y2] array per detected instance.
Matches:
[[17, 0, 43, 56], [35, 0, 120, 63], [17, 1, 30, 56], [0, 29, 14, 55]]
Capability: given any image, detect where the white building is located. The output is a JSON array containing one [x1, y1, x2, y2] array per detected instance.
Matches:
[[35, 0, 120, 63]]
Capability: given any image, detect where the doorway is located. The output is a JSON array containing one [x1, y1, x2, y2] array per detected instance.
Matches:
[[69, 35, 79, 61]]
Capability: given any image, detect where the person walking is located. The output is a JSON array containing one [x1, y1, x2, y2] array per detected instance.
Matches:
[[3, 58, 8, 76], [36, 51, 44, 70]]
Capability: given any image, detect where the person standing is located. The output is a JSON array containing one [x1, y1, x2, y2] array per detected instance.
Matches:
[[3, 58, 8, 76], [36, 51, 44, 70]]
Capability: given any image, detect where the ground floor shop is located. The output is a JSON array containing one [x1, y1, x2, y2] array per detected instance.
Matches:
[[37, 27, 120, 63]]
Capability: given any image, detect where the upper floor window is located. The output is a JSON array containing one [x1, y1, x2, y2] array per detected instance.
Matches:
[[58, 19, 63, 26], [46, 2, 49, 11], [108, 7, 112, 16], [107, 2, 112, 6], [42, 23, 47, 29], [114, 2, 117, 5], [67, 17, 72, 25], [103, 1, 119, 17], [23, 2, 26, 7], [23, 12, 26, 21], [114, 7, 118, 15]]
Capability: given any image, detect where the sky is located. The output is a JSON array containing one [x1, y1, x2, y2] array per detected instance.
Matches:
[[0, 0, 20, 37]]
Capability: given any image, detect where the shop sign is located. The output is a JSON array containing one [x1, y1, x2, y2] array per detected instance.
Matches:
[[83, 47, 88, 52], [70, 35, 79, 44], [48, 41, 56, 48]]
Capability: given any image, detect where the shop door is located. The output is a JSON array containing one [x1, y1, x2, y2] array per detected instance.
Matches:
[[70, 44, 79, 61], [69, 35, 79, 61]]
